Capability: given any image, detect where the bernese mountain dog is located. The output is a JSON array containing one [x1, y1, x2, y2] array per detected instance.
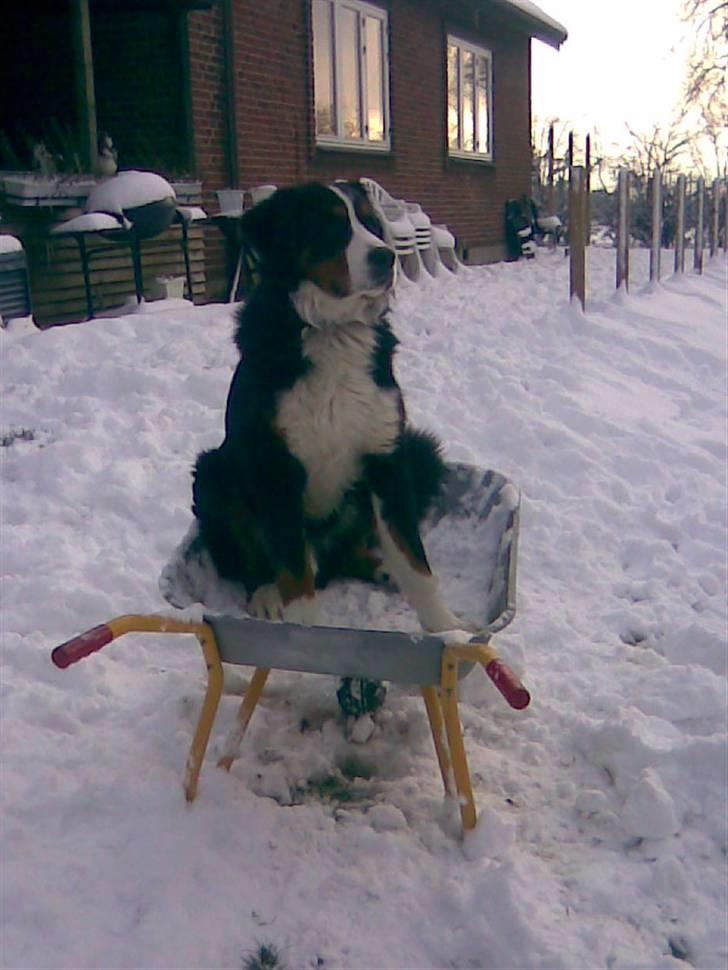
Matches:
[[192, 180, 466, 635]]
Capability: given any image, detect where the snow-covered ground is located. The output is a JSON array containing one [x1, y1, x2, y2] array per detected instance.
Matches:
[[1, 248, 726, 970]]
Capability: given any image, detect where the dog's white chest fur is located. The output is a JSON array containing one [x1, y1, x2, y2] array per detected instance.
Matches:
[[275, 322, 400, 519]]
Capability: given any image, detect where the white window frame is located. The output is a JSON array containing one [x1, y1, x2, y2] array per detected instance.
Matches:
[[447, 34, 494, 161], [312, 0, 391, 152]]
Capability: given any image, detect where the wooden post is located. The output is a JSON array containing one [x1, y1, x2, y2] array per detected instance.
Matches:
[[694, 177, 705, 274], [710, 179, 720, 256], [650, 166, 662, 283], [616, 168, 630, 292], [585, 134, 591, 245], [569, 165, 587, 310], [71, 0, 98, 173], [674, 174, 686, 273], [547, 123, 555, 215]]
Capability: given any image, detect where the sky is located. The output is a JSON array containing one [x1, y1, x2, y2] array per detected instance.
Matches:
[[531, 0, 693, 161]]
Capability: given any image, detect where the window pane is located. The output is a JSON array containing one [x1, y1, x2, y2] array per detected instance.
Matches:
[[339, 6, 362, 139], [365, 16, 384, 141], [476, 54, 490, 154], [447, 43, 459, 150], [313, 0, 336, 136], [462, 49, 474, 152]]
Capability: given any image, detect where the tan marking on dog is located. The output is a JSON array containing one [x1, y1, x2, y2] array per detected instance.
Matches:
[[305, 252, 351, 297], [276, 566, 316, 606]]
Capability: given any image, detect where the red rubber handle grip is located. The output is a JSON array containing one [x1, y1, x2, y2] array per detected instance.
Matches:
[[51, 624, 114, 669], [485, 659, 531, 710]]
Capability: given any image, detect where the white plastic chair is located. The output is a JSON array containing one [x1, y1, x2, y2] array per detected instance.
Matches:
[[362, 178, 466, 278], [360, 178, 422, 282], [431, 224, 465, 273], [404, 202, 442, 276]]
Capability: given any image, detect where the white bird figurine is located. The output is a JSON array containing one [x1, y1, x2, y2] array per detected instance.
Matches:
[[95, 132, 118, 178], [33, 142, 57, 177]]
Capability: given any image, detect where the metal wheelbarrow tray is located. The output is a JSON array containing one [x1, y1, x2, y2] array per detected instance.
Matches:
[[51, 463, 528, 833]]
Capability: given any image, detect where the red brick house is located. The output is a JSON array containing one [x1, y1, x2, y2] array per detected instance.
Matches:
[[190, 0, 566, 277], [1, 0, 566, 309]]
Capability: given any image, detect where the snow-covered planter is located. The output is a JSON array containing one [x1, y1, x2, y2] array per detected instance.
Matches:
[[1, 172, 96, 207]]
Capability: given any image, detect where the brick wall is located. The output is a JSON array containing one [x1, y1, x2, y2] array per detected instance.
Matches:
[[187, 0, 534, 290]]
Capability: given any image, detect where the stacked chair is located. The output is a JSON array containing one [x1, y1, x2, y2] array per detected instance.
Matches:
[[361, 178, 464, 280]]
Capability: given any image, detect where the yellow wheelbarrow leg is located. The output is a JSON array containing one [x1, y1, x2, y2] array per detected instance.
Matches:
[[218, 666, 270, 771], [440, 649, 477, 831], [184, 624, 225, 802], [421, 686, 454, 798]]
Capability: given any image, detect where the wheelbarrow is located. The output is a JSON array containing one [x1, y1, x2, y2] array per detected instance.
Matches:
[[51, 464, 529, 833]]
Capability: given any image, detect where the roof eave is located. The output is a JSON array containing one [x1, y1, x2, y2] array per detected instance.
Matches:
[[486, 0, 568, 49]]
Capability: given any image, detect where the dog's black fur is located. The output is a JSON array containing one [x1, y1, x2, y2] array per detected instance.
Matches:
[[192, 181, 456, 629]]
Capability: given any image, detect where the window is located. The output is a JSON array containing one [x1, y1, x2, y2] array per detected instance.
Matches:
[[312, 0, 390, 150], [447, 36, 493, 160]]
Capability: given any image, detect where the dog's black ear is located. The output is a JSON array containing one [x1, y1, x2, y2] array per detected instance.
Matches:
[[240, 183, 350, 287], [240, 189, 299, 281]]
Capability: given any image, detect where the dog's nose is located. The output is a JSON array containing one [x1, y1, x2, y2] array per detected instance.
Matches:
[[368, 246, 396, 277]]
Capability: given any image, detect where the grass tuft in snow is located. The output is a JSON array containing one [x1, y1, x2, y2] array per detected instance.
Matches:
[[241, 941, 287, 970]]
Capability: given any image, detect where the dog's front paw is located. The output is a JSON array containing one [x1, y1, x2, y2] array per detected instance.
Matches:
[[248, 584, 319, 625], [421, 605, 478, 636], [248, 584, 285, 621]]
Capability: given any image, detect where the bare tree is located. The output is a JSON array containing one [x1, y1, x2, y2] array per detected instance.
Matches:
[[620, 116, 693, 181], [682, 0, 727, 108], [682, 0, 728, 176]]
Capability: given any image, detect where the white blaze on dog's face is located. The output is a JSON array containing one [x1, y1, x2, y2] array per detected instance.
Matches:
[[330, 183, 395, 293], [292, 182, 396, 327]]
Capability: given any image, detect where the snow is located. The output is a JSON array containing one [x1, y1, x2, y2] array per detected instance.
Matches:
[[1, 248, 726, 970], [50, 212, 129, 234], [85, 170, 175, 214], [498, 0, 567, 36], [0, 234, 23, 255], [492, 0, 568, 46]]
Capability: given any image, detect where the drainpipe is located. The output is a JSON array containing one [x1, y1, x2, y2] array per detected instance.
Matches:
[[222, 0, 239, 187]]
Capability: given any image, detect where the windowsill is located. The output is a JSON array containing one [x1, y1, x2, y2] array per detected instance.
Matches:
[[447, 151, 495, 166], [315, 138, 391, 155]]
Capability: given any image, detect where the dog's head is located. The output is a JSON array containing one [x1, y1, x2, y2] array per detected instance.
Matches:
[[240, 180, 396, 325]]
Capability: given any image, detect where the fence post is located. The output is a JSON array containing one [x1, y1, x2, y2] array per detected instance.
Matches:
[[694, 177, 705, 274], [674, 174, 686, 273], [616, 168, 630, 292], [710, 179, 719, 256], [650, 166, 662, 283], [585, 133, 591, 246], [548, 123, 555, 215], [569, 165, 587, 310]]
